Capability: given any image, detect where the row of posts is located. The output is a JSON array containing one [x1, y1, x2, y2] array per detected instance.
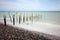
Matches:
[[4, 14, 31, 26]]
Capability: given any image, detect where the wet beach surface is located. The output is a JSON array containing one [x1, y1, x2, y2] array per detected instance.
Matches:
[[0, 23, 60, 40]]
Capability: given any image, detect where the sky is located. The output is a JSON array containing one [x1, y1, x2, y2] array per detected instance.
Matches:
[[0, 0, 60, 11]]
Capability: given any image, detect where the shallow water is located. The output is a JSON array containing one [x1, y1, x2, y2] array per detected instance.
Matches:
[[0, 11, 60, 25]]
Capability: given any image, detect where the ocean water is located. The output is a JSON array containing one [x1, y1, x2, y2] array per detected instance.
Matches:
[[0, 11, 60, 25]]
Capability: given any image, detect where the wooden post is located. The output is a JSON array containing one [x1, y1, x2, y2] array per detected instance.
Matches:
[[8, 12, 12, 22], [13, 15, 15, 25], [19, 16, 21, 24], [26, 16, 28, 21], [16, 12, 18, 22], [23, 16, 25, 23], [4, 15, 6, 26], [32, 13, 33, 23]]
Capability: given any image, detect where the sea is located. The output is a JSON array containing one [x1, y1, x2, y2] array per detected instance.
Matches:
[[0, 11, 60, 25]]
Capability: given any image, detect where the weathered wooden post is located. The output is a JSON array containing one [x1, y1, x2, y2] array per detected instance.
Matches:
[[4, 15, 6, 26], [19, 16, 21, 24], [23, 16, 25, 23], [32, 13, 33, 23], [16, 12, 18, 22], [26, 16, 28, 21], [8, 12, 12, 22], [13, 15, 15, 25]]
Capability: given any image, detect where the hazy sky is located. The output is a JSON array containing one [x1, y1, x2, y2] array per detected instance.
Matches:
[[0, 0, 60, 11]]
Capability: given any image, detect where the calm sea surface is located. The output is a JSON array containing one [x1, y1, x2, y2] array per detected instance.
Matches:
[[0, 11, 60, 25]]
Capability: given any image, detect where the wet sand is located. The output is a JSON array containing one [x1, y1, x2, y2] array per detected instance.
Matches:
[[0, 23, 60, 40]]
